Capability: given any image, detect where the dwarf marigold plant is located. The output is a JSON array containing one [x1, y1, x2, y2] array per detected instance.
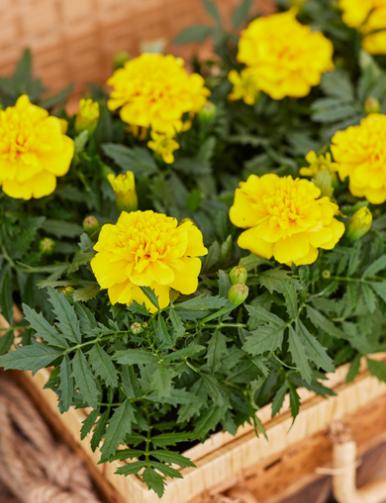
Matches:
[[0, 0, 386, 497]]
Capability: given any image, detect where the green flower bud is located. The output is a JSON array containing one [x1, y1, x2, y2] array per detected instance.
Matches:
[[229, 266, 248, 285], [113, 51, 130, 69], [346, 207, 373, 241], [228, 283, 249, 306], [322, 270, 331, 280], [364, 96, 381, 115], [198, 102, 217, 125], [130, 322, 147, 335], [39, 237, 55, 255], [83, 215, 100, 235]]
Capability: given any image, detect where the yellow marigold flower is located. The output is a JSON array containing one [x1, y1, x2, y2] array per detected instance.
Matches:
[[331, 114, 386, 204], [75, 98, 100, 134], [300, 151, 337, 177], [0, 95, 74, 200], [91, 210, 208, 312], [229, 174, 344, 266], [228, 69, 260, 105], [339, 0, 386, 54], [236, 11, 334, 100], [107, 171, 138, 211], [107, 53, 209, 135], [147, 131, 179, 164]]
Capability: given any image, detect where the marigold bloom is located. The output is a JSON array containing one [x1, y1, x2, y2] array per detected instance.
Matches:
[[91, 210, 208, 312], [339, 0, 386, 54], [331, 114, 386, 204], [235, 11, 334, 100], [0, 95, 74, 199], [107, 171, 138, 211], [107, 53, 209, 135], [230, 174, 344, 266], [147, 131, 179, 164], [75, 98, 100, 134], [228, 69, 260, 105]]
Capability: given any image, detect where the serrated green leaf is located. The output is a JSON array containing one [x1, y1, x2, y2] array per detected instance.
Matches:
[[72, 284, 100, 302], [306, 306, 344, 338], [202, 0, 221, 23], [23, 303, 66, 348], [151, 462, 183, 479], [58, 356, 73, 412], [243, 325, 284, 356], [143, 467, 165, 497], [288, 381, 300, 418], [363, 255, 386, 278], [298, 321, 334, 373], [89, 344, 118, 388], [346, 354, 361, 383], [101, 400, 135, 460], [206, 331, 227, 372], [151, 450, 195, 468], [288, 325, 312, 383], [271, 383, 287, 417], [114, 349, 156, 365], [0, 344, 62, 373], [80, 410, 98, 440], [193, 406, 223, 438], [246, 304, 284, 329], [115, 461, 147, 476], [48, 289, 81, 343], [0, 331, 13, 355], [72, 351, 99, 407], [152, 432, 193, 447], [91, 410, 109, 451]]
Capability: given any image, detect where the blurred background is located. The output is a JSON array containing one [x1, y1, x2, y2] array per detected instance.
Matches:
[[0, 0, 272, 99]]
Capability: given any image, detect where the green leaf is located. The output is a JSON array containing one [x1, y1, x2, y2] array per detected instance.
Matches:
[[151, 462, 183, 479], [169, 309, 185, 339], [232, 0, 252, 28], [155, 315, 173, 348], [0, 331, 13, 356], [194, 406, 223, 438], [151, 364, 174, 398], [288, 325, 312, 383], [72, 284, 100, 302], [243, 325, 284, 356], [102, 144, 157, 176], [174, 25, 213, 44], [152, 432, 193, 447], [367, 359, 386, 382], [0, 344, 62, 373], [206, 331, 227, 372], [361, 284, 378, 313], [0, 267, 13, 323], [143, 467, 165, 497], [320, 70, 355, 100], [80, 410, 98, 440], [175, 295, 227, 315], [43, 220, 83, 238], [22, 304, 66, 348], [346, 354, 361, 383], [151, 450, 195, 468], [271, 383, 287, 417], [282, 282, 298, 319], [48, 289, 81, 343], [40, 83, 74, 108], [58, 356, 73, 412], [299, 321, 334, 373], [370, 282, 386, 304], [91, 411, 109, 451], [246, 304, 284, 329], [114, 349, 156, 365], [115, 461, 146, 476], [72, 351, 99, 407], [288, 381, 300, 418], [363, 255, 386, 278], [89, 344, 118, 388], [202, 0, 221, 23], [101, 400, 135, 460], [164, 344, 205, 362], [306, 306, 345, 338], [140, 287, 159, 311]]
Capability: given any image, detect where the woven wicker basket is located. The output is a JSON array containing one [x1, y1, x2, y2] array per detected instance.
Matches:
[[0, 0, 273, 99]]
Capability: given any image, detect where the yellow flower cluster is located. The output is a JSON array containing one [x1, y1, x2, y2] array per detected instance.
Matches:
[[229, 174, 344, 266], [75, 98, 100, 134], [230, 11, 334, 101], [331, 114, 386, 204], [107, 171, 138, 211], [300, 151, 337, 178], [107, 53, 209, 163], [0, 95, 74, 200], [339, 0, 386, 54], [91, 210, 208, 312]]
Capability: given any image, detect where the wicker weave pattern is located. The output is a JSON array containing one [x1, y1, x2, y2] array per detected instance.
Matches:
[[0, 0, 273, 96]]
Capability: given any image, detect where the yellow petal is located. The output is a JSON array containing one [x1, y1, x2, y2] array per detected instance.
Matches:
[[170, 257, 202, 295], [237, 227, 273, 259]]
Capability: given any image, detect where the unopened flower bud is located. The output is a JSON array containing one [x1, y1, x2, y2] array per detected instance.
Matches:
[[130, 322, 144, 335], [322, 270, 331, 280], [346, 207, 373, 241], [113, 51, 130, 69], [198, 102, 217, 125], [228, 283, 249, 306], [107, 172, 138, 211], [39, 237, 55, 255], [364, 96, 381, 115], [75, 99, 100, 135], [229, 266, 248, 285], [83, 215, 100, 235]]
